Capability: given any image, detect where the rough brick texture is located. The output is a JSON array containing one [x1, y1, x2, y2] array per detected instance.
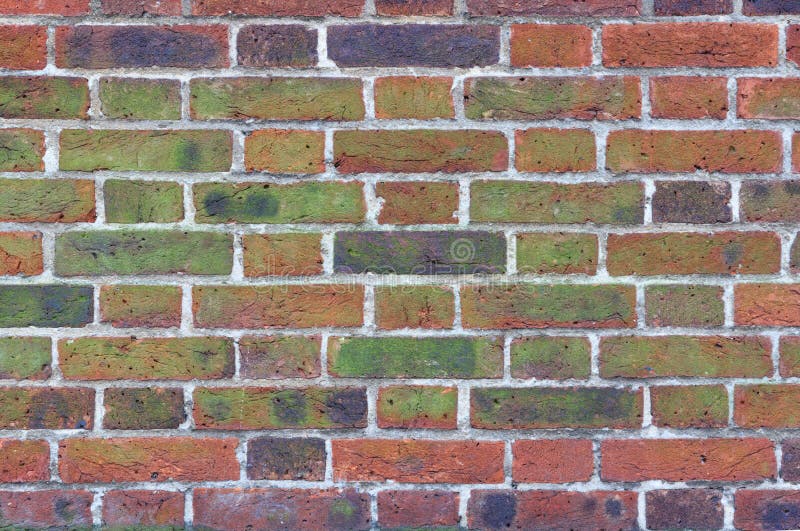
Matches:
[[0, 3, 795, 530]]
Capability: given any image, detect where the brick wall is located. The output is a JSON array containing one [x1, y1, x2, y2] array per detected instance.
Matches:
[[0, 0, 798, 529]]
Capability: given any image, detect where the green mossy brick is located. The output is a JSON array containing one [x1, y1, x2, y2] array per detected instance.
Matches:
[[55, 230, 232, 276], [0, 179, 95, 223], [461, 284, 636, 329], [104, 180, 184, 223], [516, 233, 598, 274], [645, 285, 725, 327], [0, 77, 89, 119], [100, 285, 182, 328], [194, 181, 365, 224], [600, 336, 773, 378], [60, 130, 232, 172], [328, 337, 503, 378], [0, 129, 44, 171], [193, 387, 368, 429], [0, 337, 51, 379], [377, 386, 457, 429], [471, 387, 643, 429], [0, 285, 92, 327], [190, 77, 365, 121], [99, 78, 181, 120], [104, 387, 185, 429], [510, 336, 591, 380], [515, 128, 596, 172], [651, 385, 728, 428], [470, 181, 643, 224], [464, 76, 641, 120], [59, 337, 234, 380]]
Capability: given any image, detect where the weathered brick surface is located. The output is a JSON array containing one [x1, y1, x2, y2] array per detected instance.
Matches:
[[1, 4, 797, 529]]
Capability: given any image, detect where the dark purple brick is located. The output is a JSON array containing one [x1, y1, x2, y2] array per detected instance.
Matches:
[[744, 0, 800, 14], [652, 181, 731, 224], [646, 489, 723, 530], [655, 0, 732, 14], [327, 25, 499, 68], [247, 436, 326, 480], [782, 439, 800, 481], [56, 26, 229, 69], [237, 25, 317, 68], [103, 388, 185, 430], [334, 231, 506, 275], [466, 0, 640, 16]]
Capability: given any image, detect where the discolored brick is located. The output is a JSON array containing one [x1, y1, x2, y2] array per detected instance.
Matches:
[[650, 76, 728, 119], [515, 128, 596, 172], [0, 26, 47, 70], [245, 130, 325, 174], [652, 181, 731, 224], [651, 385, 729, 428], [104, 180, 184, 223], [0, 491, 92, 528], [243, 233, 323, 277], [193, 387, 367, 429], [0, 285, 93, 328], [375, 182, 458, 225], [510, 336, 591, 380], [377, 386, 457, 429], [239, 336, 321, 379], [0, 337, 51, 380], [734, 490, 800, 531], [0, 387, 93, 429], [0, 130, 44, 172], [100, 285, 182, 328], [655, 0, 732, 13], [0, 232, 43, 276], [467, 0, 641, 15], [99, 78, 181, 120], [0, 77, 88, 119], [101, 0, 182, 14], [103, 387, 185, 430], [0, 179, 94, 222], [373, 77, 454, 119], [645, 284, 725, 327], [237, 25, 317, 68], [646, 489, 724, 530], [735, 385, 800, 428], [328, 25, 499, 67], [741, 180, 800, 222], [516, 233, 597, 275], [247, 437, 325, 480], [102, 490, 184, 528], [374, 286, 455, 329], [376, 0, 453, 15], [0, 440, 50, 482]]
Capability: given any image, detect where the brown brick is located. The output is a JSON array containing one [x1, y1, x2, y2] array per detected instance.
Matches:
[[99, 285, 182, 328], [242, 233, 323, 277], [246, 436, 325, 480], [102, 490, 184, 528], [650, 76, 728, 119], [646, 489, 724, 530], [373, 77, 454, 119], [652, 181, 731, 224], [0, 491, 92, 528], [510, 24, 592, 68], [0, 440, 50, 483], [0, 26, 47, 70], [376, 182, 459, 225], [512, 439, 593, 483], [378, 491, 459, 529]]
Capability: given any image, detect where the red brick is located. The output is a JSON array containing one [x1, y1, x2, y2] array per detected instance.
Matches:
[[99, 285, 182, 328], [101, 0, 182, 14], [102, 490, 184, 528], [650, 77, 728, 119], [787, 25, 800, 66], [601, 439, 776, 481], [0, 439, 49, 483], [193, 285, 364, 329], [333, 439, 504, 483], [606, 232, 781, 276], [512, 439, 593, 483], [516, 128, 596, 173], [0, 232, 43, 276], [0, 491, 92, 528], [468, 490, 638, 529], [739, 78, 800, 119], [59, 437, 239, 483], [511, 24, 592, 68], [376, 182, 458, 225], [603, 23, 778, 67], [192, 0, 363, 16], [0, 0, 89, 14], [376, 0, 452, 15], [736, 284, 800, 326], [734, 490, 800, 531], [193, 488, 371, 531], [0, 26, 47, 70], [373, 77, 454, 120], [735, 385, 800, 428], [378, 490, 459, 529], [607, 130, 782, 174], [656, 0, 732, 14]]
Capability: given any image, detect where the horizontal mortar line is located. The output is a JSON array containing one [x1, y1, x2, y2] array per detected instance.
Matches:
[[5, 273, 800, 286], [9, 375, 800, 389], [10, 117, 800, 130], [10, 424, 800, 439]]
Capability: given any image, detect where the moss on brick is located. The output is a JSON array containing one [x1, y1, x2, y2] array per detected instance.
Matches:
[[99, 78, 181, 120], [510, 336, 591, 380], [0, 338, 51, 379], [104, 180, 184, 223]]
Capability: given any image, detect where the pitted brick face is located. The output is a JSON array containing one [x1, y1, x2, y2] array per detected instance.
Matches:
[[0, 2, 796, 529]]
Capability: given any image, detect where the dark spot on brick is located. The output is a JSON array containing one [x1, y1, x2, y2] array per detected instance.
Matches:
[[722, 242, 744, 266], [328, 492, 367, 528], [325, 388, 367, 426], [238, 25, 317, 67], [202, 190, 230, 218], [54, 497, 76, 522], [605, 498, 622, 517], [480, 492, 517, 528], [243, 191, 279, 219], [271, 389, 307, 426], [785, 181, 800, 195]]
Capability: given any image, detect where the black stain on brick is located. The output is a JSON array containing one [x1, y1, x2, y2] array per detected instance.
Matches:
[[605, 498, 623, 517], [327, 24, 499, 67], [646, 489, 723, 530], [238, 25, 317, 67], [325, 388, 368, 426], [480, 492, 517, 529], [202, 190, 231, 218], [722, 242, 745, 266], [782, 439, 800, 481]]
